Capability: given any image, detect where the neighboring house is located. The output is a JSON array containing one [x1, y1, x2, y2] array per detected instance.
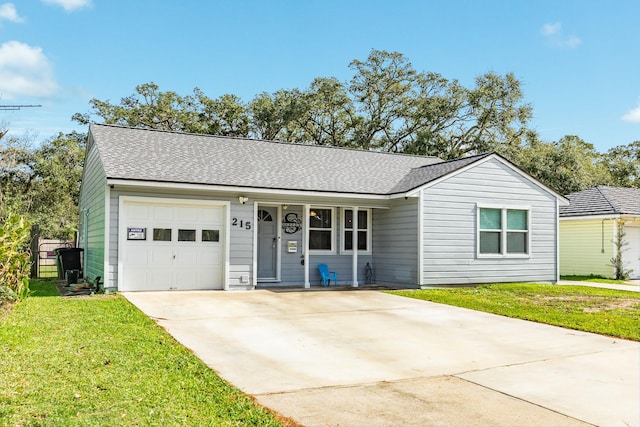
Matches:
[[560, 186, 640, 279], [78, 124, 568, 292]]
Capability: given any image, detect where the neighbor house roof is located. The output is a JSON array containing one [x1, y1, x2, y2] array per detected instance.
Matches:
[[560, 186, 640, 217], [89, 124, 493, 196]]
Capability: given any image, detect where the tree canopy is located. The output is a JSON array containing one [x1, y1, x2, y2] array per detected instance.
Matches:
[[74, 50, 535, 158], [0, 131, 86, 239]]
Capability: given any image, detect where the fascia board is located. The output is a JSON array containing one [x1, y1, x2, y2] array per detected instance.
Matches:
[[106, 178, 391, 201]]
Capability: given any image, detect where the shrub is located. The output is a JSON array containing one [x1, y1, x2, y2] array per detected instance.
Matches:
[[611, 221, 631, 281], [0, 214, 31, 300]]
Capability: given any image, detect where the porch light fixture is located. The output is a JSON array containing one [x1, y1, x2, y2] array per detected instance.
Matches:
[[238, 196, 249, 205]]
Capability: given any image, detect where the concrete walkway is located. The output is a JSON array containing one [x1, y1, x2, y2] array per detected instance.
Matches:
[[124, 290, 640, 427], [557, 279, 640, 292]]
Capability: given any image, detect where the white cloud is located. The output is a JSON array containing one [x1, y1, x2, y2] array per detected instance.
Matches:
[[541, 22, 560, 36], [41, 0, 91, 12], [0, 3, 24, 23], [0, 41, 59, 99], [540, 22, 582, 49], [622, 103, 640, 123]]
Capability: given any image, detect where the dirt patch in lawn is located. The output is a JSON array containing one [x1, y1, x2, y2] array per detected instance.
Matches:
[[538, 295, 640, 313]]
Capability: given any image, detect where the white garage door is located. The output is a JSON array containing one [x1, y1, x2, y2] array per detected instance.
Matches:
[[120, 197, 226, 291]]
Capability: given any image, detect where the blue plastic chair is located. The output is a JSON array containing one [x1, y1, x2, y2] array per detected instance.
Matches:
[[318, 264, 337, 287]]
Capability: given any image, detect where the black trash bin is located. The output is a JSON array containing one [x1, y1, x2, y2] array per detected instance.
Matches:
[[55, 247, 84, 281]]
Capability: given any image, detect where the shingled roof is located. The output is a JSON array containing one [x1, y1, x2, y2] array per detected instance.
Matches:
[[560, 186, 640, 217], [90, 124, 493, 196]]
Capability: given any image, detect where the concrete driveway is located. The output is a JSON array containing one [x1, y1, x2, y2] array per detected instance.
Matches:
[[124, 290, 640, 427]]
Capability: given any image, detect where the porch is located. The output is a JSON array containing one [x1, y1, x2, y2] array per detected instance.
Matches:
[[252, 199, 419, 290]]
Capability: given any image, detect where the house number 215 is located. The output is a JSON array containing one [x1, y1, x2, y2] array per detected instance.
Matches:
[[232, 218, 251, 230]]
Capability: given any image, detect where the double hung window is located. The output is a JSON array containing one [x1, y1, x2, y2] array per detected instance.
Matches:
[[342, 209, 370, 253], [478, 206, 529, 256], [309, 208, 334, 252]]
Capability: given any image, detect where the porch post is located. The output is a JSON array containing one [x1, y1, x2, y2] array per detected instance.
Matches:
[[352, 206, 358, 287], [304, 204, 310, 288]]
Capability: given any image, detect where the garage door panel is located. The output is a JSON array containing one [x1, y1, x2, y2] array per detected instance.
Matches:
[[199, 246, 223, 264], [175, 270, 198, 288], [176, 245, 198, 256], [124, 269, 151, 291], [176, 206, 198, 222], [121, 199, 226, 291], [152, 205, 174, 221], [127, 203, 149, 220], [148, 269, 174, 288], [199, 207, 224, 223], [150, 246, 174, 264], [125, 246, 149, 264]]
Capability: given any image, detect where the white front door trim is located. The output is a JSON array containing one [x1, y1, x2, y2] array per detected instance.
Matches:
[[256, 203, 282, 282]]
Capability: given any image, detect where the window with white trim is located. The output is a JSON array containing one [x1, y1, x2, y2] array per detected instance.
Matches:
[[309, 207, 335, 253], [342, 208, 371, 253], [478, 207, 529, 256]]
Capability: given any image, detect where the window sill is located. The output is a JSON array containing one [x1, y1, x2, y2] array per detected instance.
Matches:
[[340, 250, 372, 256], [477, 253, 530, 259], [309, 250, 337, 256]]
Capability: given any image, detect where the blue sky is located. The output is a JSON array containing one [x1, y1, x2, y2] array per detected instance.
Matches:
[[1, 0, 639, 153]]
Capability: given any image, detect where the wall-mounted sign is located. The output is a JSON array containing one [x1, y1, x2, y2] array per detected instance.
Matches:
[[282, 212, 302, 234], [287, 241, 298, 253], [127, 227, 146, 240]]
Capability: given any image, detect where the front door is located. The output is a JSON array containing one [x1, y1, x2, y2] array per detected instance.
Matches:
[[257, 207, 278, 280]]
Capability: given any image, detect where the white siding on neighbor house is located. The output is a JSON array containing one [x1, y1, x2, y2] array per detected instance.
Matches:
[[624, 224, 640, 279], [560, 218, 615, 278], [78, 138, 107, 283], [372, 198, 419, 287], [421, 158, 558, 285]]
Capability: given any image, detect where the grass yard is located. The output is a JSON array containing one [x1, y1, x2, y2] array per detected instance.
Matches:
[[560, 275, 635, 285], [388, 283, 640, 341], [0, 280, 295, 427]]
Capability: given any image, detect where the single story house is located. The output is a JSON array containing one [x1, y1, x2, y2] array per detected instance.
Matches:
[[78, 124, 568, 292], [560, 186, 640, 279]]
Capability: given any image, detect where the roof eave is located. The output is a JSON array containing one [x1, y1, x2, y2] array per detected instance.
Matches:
[[106, 178, 393, 200], [560, 213, 640, 220]]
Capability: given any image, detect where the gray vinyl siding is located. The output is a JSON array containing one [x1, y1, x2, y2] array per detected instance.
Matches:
[[421, 158, 558, 285], [227, 201, 254, 289], [278, 205, 305, 285], [77, 137, 106, 283], [372, 198, 419, 287]]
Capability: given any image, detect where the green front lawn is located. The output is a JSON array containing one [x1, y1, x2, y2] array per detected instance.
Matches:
[[560, 275, 634, 285], [388, 283, 640, 341], [0, 280, 294, 427]]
